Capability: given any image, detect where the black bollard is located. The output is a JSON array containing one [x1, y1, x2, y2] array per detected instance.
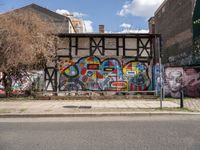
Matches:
[[180, 89, 184, 108], [160, 87, 164, 109]]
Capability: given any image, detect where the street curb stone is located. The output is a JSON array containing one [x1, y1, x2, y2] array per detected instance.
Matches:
[[1, 112, 200, 118]]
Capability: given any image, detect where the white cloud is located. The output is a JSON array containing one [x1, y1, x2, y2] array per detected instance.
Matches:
[[118, 0, 164, 17], [56, 9, 70, 15], [72, 12, 87, 18], [120, 29, 149, 33], [119, 23, 148, 33], [56, 9, 86, 18], [83, 20, 93, 33], [120, 23, 131, 28]]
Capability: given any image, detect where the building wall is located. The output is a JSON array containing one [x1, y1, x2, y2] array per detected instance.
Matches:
[[0, 71, 44, 96], [193, 0, 200, 63], [148, 17, 155, 34], [164, 67, 200, 98], [70, 17, 86, 33], [57, 37, 152, 57], [55, 35, 157, 93], [68, 22, 76, 33], [58, 56, 152, 92], [14, 4, 75, 34], [152, 65, 200, 98], [155, 0, 196, 66], [153, 0, 200, 98]]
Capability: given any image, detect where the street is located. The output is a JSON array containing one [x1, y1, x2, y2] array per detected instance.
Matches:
[[0, 116, 200, 150]]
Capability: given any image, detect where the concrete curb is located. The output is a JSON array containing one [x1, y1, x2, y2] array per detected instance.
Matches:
[[1, 112, 200, 118]]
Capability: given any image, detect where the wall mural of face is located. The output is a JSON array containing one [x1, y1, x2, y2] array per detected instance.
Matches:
[[167, 71, 182, 92], [165, 68, 183, 98]]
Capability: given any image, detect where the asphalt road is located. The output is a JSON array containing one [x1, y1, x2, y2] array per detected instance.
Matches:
[[0, 116, 200, 150]]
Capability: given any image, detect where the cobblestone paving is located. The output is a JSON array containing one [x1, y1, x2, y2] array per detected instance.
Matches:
[[173, 99, 200, 111]]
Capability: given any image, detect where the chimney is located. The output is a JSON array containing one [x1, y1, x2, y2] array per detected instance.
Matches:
[[148, 17, 155, 34], [99, 24, 105, 33]]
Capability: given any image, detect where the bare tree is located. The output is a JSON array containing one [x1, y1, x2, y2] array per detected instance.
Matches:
[[0, 10, 57, 96]]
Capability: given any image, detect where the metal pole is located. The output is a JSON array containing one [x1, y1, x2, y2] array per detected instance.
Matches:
[[180, 88, 184, 108], [159, 58, 163, 109], [55, 37, 58, 96], [160, 87, 163, 109], [158, 36, 163, 109]]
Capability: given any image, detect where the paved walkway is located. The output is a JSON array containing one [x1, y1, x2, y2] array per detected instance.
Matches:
[[1, 99, 200, 117], [173, 99, 200, 112], [0, 100, 179, 115]]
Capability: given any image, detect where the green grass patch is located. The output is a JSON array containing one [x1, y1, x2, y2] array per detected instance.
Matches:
[[44, 109, 52, 112], [155, 107, 195, 112], [18, 108, 27, 113], [0, 108, 16, 113], [164, 97, 200, 101]]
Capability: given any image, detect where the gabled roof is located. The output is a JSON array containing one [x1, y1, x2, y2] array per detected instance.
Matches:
[[154, 0, 168, 15], [2, 3, 77, 33], [18, 3, 70, 21]]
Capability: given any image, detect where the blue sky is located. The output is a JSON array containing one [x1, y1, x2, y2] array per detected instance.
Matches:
[[0, 0, 164, 33]]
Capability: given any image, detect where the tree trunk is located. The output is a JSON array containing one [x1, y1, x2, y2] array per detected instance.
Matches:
[[1, 72, 12, 97]]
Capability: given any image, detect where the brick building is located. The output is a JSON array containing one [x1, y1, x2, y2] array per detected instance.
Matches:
[[151, 0, 200, 98], [6, 3, 77, 34], [193, 0, 200, 61], [153, 0, 196, 66]]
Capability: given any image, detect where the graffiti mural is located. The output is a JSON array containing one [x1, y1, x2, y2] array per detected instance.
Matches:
[[123, 61, 150, 91], [153, 64, 163, 95], [0, 72, 5, 95], [165, 68, 183, 98], [164, 67, 200, 98], [183, 68, 200, 97], [0, 71, 43, 96], [59, 56, 151, 92]]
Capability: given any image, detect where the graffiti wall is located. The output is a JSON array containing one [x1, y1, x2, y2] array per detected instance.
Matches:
[[0, 71, 43, 96], [153, 64, 163, 95], [0, 72, 5, 95], [164, 68, 184, 98], [59, 56, 151, 92], [165, 67, 200, 98]]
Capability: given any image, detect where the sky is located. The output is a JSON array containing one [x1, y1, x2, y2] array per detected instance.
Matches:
[[0, 0, 164, 33]]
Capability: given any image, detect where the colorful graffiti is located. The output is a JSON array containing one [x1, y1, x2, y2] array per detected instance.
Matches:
[[153, 64, 163, 95], [183, 68, 200, 97], [165, 68, 183, 98], [0, 72, 5, 95], [165, 67, 200, 98], [59, 56, 151, 91], [0, 71, 43, 96]]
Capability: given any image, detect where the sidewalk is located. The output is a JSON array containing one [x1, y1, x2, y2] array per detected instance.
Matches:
[[0, 99, 200, 117], [173, 99, 200, 112]]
